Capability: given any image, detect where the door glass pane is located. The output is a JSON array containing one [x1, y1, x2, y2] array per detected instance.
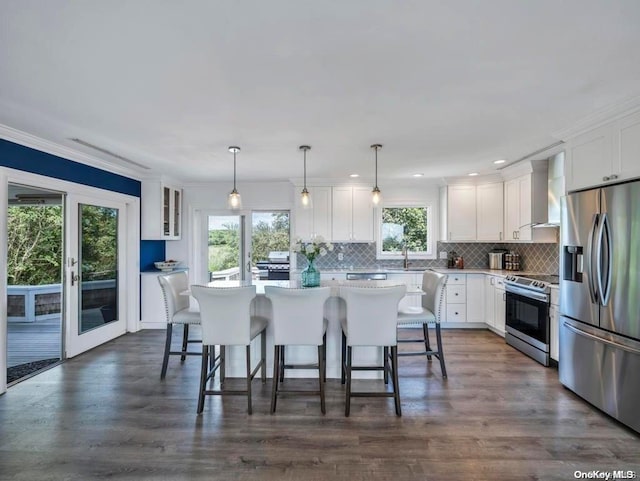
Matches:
[[208, 215, 241, 281], [79, 204, 119, 334], [252, 212, 290, 280]]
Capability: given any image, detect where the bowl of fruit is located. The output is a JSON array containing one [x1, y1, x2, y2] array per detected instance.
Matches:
[[154, 260, 180, 272]]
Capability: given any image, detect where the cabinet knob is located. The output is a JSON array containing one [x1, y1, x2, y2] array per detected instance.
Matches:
[[454, 293, 459, 296], [603, 176, 610, 181], [455, 311, 459, 315], [610, 174, 618, 180]]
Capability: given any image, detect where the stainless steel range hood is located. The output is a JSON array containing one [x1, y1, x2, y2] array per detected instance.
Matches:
[[532, 151, 564, 228]]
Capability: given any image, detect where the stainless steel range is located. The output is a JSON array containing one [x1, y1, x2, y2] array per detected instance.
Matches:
[[267, 251, 290, 280], [503, 274, 558, 366]]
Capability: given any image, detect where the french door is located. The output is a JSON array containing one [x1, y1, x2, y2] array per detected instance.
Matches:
[[202, 212, 252, 283], [65, 194, 128, 357]]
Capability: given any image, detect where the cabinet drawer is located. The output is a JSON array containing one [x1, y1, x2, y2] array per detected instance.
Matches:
[[446, 304, 467, 322], [446, 273, 466, 285], [446, 285, 466, 303]]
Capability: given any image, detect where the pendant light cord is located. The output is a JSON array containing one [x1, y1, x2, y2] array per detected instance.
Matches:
[[233, 150, 237, 191], [303, 148, 307, 190]]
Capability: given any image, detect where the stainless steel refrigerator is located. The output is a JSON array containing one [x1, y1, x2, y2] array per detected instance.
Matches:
[[560, 179, 640, 433]]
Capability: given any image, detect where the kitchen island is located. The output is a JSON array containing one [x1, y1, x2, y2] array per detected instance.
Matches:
[[188, 279, 423, 380]]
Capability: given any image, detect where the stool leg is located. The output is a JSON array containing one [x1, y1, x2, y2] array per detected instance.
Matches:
[[345, 346, 353, 417], [160, 324, 173, 379], [391, 346, 402, 416], [341, 330, 347, 385], [220, 345, 226, 385], [322, 333, 327, 383], [271, 345, 280, 414], [435, 323, 447, 379], [318, 345, 326, 414], [181, 324, 189, 361], [246, 345, 253, 415], [261, 330, 267, 384], [197, 344, 209, 414], [383, 346, 389, 384], [279, 345, 285, 383], [423, 324, 433, 361]]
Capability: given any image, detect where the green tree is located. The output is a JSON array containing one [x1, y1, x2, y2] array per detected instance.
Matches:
[[381, 207, 428, 252], [80, 205, 118, 280], [208, 222, 240, 272], [7, 205, 63, 285], [251, 213, 290, 266]]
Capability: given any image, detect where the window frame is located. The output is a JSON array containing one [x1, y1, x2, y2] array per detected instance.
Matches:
[[375, 203, 435, 260]]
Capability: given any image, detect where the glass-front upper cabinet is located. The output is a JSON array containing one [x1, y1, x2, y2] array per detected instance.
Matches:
[[142, 180, 182, 240]]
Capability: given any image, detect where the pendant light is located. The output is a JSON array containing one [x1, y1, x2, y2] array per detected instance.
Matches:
[[371, 143, 383, 205], [299, 145, 312, 209], [227, 146, 242, 210]]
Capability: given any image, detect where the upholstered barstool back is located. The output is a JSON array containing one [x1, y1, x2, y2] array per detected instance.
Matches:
[[420, 270, 446, 321], [342, 285, 407, 347], [190, 285, 267, 415], [396, 270, 448, 378], [192, 285, 257, 346], [265, 286, 331, 414], [158, 271, 201, 380], [267, 287, 331, 346]]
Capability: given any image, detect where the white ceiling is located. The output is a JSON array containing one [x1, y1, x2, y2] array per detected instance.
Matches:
[[2, 1, 640, 184]]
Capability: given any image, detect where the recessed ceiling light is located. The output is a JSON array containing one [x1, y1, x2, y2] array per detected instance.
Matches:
[[493, 159, 506, 164], [349, 173, 359, 178], [468, 172, 479, 176], [412, 173, 424, 178]]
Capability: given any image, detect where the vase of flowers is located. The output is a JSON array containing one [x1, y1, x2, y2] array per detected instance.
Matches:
[[292, 235, 333, 288]]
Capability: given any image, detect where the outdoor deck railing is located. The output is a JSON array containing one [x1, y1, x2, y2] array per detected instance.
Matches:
[[7, 280, 116, 323]]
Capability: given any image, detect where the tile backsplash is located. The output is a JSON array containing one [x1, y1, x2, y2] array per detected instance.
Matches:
[[297, 241, 559, 274]]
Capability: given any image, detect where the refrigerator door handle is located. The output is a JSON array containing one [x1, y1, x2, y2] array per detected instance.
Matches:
[[601, 213, 613, 306], [586, 213, 599, 304], [563, 321, 640, 355], [595, 212, 611, 306]]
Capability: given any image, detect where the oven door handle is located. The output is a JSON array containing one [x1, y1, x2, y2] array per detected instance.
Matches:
[[504, 284, 549, 303]]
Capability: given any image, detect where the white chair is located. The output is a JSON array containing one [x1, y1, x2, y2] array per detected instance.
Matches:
[[265, 286, 331, 414], [190, 285, 268, 415], [396, 270, 448, 378], [158, 271, 201, 379], [340, 285, 407, 417]]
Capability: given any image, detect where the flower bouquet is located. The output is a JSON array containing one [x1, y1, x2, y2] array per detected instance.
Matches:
[[292, 235, 334, 287]]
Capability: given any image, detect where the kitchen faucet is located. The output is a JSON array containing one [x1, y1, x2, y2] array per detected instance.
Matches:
[[402, 244, 410, 269]]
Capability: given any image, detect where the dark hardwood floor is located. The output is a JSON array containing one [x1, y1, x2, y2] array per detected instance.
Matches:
[[1, 328, 639, 481]]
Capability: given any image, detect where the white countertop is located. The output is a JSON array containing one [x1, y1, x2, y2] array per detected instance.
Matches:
[[193, 279, 425, 296]]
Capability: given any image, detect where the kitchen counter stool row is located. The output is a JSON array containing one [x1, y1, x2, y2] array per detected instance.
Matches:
[[157, 270, 447, 416]]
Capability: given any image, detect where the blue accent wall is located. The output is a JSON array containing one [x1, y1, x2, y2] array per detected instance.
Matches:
[[140, 240, 166, 271], [0, 139, 141, 197]]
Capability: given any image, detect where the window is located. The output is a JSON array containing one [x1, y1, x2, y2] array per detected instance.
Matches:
[[377, 205, 433, 259]]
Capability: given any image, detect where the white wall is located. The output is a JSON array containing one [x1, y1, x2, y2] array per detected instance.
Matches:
[[165, 180, 441, 283]]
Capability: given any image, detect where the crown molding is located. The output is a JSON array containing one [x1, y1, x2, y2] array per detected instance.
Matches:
[[0, 124, 144, 180], [553, 95, 640, 140]]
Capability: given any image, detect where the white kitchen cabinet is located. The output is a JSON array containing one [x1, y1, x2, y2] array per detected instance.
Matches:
[[444, 273, 467, 322], [493, 277, 506, 335], [141, 181, 182, 240], [485, 275, 506, 336], [293, 186, 332, 241], [465, 274, 485, 323], [565, 110, 640, 191], [476, 182, 504, 241], [549, 287, 560, 363], [440, 185, 476, 241], [331, 186, 374, 242], [502, 160, 556, 243]]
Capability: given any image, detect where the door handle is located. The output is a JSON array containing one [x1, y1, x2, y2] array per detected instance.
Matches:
[[586, 213, 599, 304], [70, 272, 79, 286], [597, 213, 613, 306]]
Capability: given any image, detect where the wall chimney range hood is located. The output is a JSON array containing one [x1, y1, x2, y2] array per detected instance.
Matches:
[[532, 151, 564, 228]]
